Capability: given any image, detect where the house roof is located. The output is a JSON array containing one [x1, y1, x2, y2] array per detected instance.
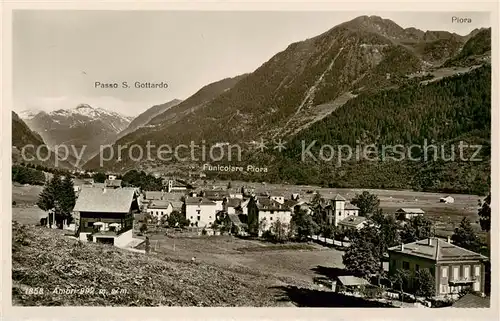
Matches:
[[345, 202, 360, 210], [396, 208, 425, 214], [228, 214, 246, 227], [451, 293, 490, 308], [338, 215, 367, 227], [73, 188, 136, 213], [256, 197, 290, 211], [332, 194, 347, 201], [170, 200, 183, 210], [104, 179, 122, 187], [144, 191, 164, 200], [283, 199, 299, 209], [148, 200, 172, 209], [388, 237, 488, 262], [337, 275, 370, 286], [226, 198, 241, 208], [185, 197, 216, 206], [203, 190, 228, 200]]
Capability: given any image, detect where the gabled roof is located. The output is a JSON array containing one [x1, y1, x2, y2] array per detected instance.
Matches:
[[73, 188, 136, 213], [451, 293, 490, 308], [396, 208, 425, 214], [185, 197, 216, 206], [148, 200, 172, 209], [338, 215, 367, 227], [388, 237, 488, 262], [203, 190, 228, 200], [255, 196, 290, 211], [337, 275, 370, 286], [345, 202, 360, 210], [104, 179, 122, 187], [283, 199, 299, 209], [144, 191, 164, 200], [226, 198, 241, 208], [332, 194, 346, 201]]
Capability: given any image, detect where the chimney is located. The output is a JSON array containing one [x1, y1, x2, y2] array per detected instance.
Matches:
[[400, 243, 404, 251], [102, 188, 107, 194], [428, 238, 432, 246], [447, 236, 451, 243]]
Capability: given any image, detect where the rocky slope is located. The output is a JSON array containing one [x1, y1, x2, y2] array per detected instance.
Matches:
[[117, 99, 182, 139], [12, 111, 75, 169]]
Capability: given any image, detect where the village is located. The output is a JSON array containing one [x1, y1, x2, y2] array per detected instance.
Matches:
[[19, 171, 490, 308]]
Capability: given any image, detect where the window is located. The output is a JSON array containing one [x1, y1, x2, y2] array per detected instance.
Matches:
[[464, 265, 471, 279], [474, 265, 481, 276], [87, 222, 94, 227], [338, 211, 342, 216], [402, 261, 409, 270], [209, 216, 212, 219], [197, 216, 201, 221], [270, 210, 274, 214], [270, 217, 273, 221], [196, 210, 201, 215], [441, 266, 448, 278], [161, 211, 164, 215], [190, 216, 193, 219], [452, 266, 459, 280]]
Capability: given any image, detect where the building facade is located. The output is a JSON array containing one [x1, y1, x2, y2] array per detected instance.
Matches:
[[185, 197, 217, 228], [73, 187, 138, 247], [247, 196, 293, 236], [388, 237, 488, 297]]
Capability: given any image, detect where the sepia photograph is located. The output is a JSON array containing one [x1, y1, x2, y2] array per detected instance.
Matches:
[[3, 3, 496, 315]]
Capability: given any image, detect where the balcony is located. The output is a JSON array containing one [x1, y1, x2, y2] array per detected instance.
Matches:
[[448, 276, 478, 285], [79, 223, 132, 236]]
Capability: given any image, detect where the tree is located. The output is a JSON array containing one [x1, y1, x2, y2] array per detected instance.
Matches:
[[320, 224, 335, 242], [291, 209, 319, 241], [400, 215, 433, 243], [351, 191, 380, 217], [391, 268, 410, 295], [139, 223, 148, 234], [414, 269, 435, 298], [93, 172, 107, 183], [378, 213, 401, 251], [269, 219, 289, 243], [167, 210, 189, 228], [342, 233, 381, 278], [478, 194, 491, 232], [451, 217, 481, 252], [59, 176, 76, 225], [37, 174, 74, 228]]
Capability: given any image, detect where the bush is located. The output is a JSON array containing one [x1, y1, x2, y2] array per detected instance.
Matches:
[[360, 285, 383, 299]]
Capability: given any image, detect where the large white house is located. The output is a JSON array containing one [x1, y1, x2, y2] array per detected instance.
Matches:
[[324, 194, 360, 226], [185, 197, 217, 228], [247, 196, 293, 236], [203, 190, 227, 213], [146, 200, 173, 221]]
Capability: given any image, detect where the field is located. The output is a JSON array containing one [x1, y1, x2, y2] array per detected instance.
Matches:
[[12, 184, 46, 225], [13, 223, 398, 307], [138, 233, 343, 285]]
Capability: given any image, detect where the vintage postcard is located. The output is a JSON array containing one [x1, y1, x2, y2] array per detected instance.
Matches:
[[1, 0, 498, 320]]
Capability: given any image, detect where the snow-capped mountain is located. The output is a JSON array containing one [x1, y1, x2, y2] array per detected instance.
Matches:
[[20, 104, 133, 164]]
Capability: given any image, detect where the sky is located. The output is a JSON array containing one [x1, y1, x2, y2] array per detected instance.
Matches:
[[13, 10, 490, 117]]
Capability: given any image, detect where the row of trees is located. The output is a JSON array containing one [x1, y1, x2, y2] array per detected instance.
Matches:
[[12, 165, 46, 185], [37, 174, 76, 228]]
